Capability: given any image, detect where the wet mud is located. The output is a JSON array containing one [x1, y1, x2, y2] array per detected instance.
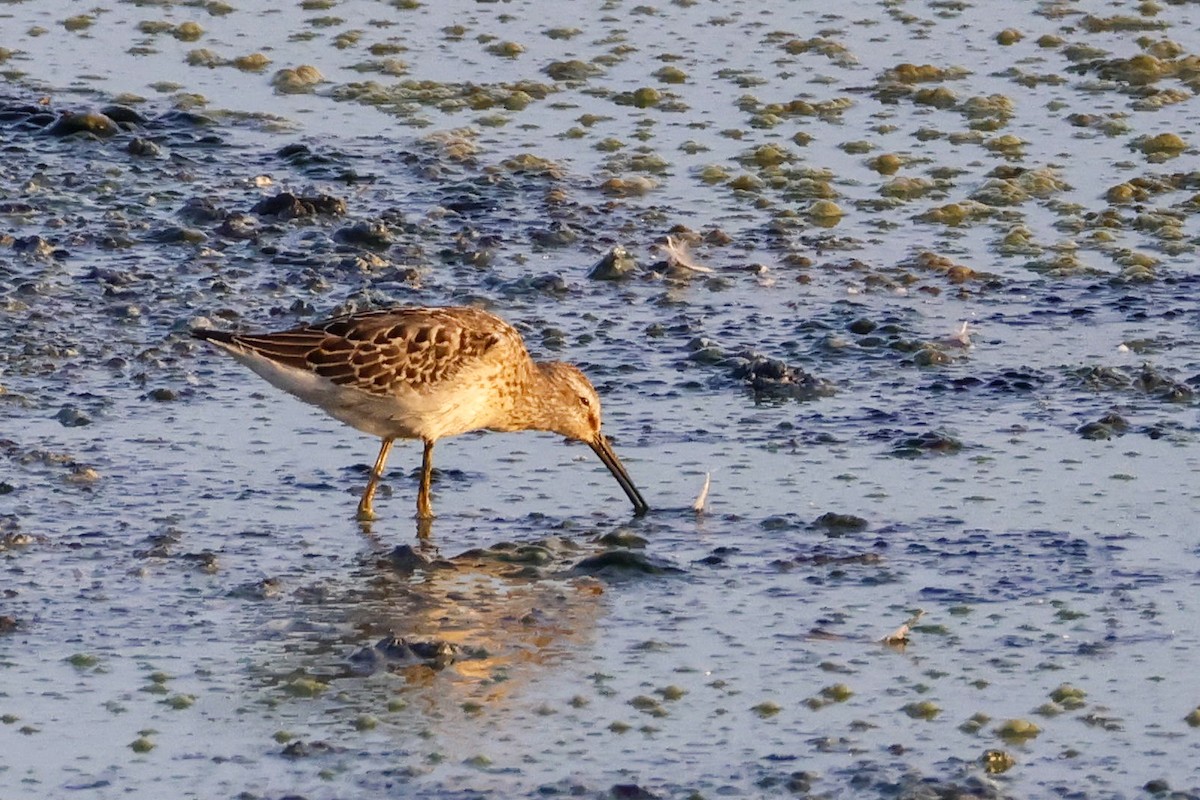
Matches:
[[3, 0, 1200, 798]]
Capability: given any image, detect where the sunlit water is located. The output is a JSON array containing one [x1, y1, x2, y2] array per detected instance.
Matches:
[[2, 0, 1200, 797]]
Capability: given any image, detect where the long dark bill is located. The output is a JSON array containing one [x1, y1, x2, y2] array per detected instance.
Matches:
[[589, 436, 649, 515]]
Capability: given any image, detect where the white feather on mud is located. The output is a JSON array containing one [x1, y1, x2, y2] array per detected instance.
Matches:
[[692, 472, 711, 513], [881, 609, 925, 645], [654, 235, 712, 275]]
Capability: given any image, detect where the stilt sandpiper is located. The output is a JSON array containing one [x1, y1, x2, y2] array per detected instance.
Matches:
[[192, 306, 649, 521]]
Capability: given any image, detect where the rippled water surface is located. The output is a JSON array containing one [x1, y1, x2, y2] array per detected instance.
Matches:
[[3, 0, 1200, 797]]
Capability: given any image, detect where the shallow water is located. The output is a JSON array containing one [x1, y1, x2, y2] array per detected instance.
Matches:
[[3, 0, 1200, 798]]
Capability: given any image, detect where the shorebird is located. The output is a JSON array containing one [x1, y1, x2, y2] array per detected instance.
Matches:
[[192, 306, 648, 521]]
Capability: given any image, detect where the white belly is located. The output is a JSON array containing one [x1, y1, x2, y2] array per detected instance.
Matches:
[[227, 347, 502, 441]]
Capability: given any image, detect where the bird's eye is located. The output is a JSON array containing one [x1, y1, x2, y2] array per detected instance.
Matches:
[[579, 395, 591, 407]]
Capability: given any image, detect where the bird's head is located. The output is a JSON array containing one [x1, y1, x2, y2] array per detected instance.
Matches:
[[536, 361, 604, 443], [534, 361, 648, 515]]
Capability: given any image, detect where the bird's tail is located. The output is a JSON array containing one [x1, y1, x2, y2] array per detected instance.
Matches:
[[191, 327, 237, 346]]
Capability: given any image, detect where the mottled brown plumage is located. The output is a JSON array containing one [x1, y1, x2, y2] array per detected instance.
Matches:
[[193, 306, 648, 523]]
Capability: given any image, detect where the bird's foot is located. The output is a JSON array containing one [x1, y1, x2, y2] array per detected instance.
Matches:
[[416, 517, 433, 540]]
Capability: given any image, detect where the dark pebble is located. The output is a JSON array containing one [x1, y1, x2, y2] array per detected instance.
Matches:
[[45, 111, 120, 138], [144, 226, 206, 244], [727, 351, 836, 401], [127, 137, 162, 157], [1135, 365, 1194, 403], [100, 104, 147, 126], [761, 515, 801, 531], [251, 192, 346, 218], [596, 530, 647, 549], [350, 635, 457, 673], [281, 740, 338, 759], [847, 317, 876, 334], [1077, 412, 1128, 440], [588, 245, 637, 280], [334, 220, 393, 249], [889, 430, 962, 457], [226, 578, 282, 601], [570, 550, 682, 577], [182, 551, 219, 573], [12, 235, 55, 258], [157, 109, 215, 127], [54, 405, 92, 427], [610, 785, 658, 800], [382, 544, 432, 574], [216, 214, 258, 239], [810, 512, 869, 535], [277, 142, 313, 160], [178, 196, 227, 224], [530, 221, 580, 248]]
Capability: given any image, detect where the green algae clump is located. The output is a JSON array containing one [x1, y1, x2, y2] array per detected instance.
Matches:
[[284, 676, 327, 697], [982, 749, 1016, 774], [996, 718, 1041, 741], [233, 53, 271, 71], [913, 86, 957, 108], [486, 41, 525, 58], [628, 87, 662, 108], [173, 21, 204, 41], [881, 176, 938, 200], [63, 14, 94, 31], [272, 65, 324, 94], [903, 700, 941, 720], [752, 701, 782, 718], [697, 164, 730, 184], [882, 63, 967, 83], [544, 60, 602, 81], [654, 66, 688, 84], [1136, 132, 1187, 156], [807, 199, 844, 224], [868, 153, 903, 175], [821, 683, 853, 702], [1049, 683, 1087, 709], [960, 712, 992, 734], [739, 143, 793, 167]]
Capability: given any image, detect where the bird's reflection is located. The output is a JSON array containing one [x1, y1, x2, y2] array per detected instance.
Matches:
[[252, 517, 658, 726]]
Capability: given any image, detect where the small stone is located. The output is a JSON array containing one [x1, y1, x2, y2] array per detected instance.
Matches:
[[982, 749, 1015, 774], [810, 512, 868, 534], [54, 405, 91, 427], [45, 111, 120, 138], [588, 245, 638, 280], [334, 221, 393, 249], [751, 701, 782, 718], [127, 138, 162, 157]]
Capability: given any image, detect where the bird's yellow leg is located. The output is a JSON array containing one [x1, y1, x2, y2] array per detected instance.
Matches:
[[416, 439, 435, 520], [357, 437, 394, 521]]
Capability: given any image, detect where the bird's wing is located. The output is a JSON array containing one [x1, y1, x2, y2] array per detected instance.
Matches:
[[215, 307, 521, 396]]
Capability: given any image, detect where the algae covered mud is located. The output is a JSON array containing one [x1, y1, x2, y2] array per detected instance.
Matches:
[[2, 0, 1200, 797]]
